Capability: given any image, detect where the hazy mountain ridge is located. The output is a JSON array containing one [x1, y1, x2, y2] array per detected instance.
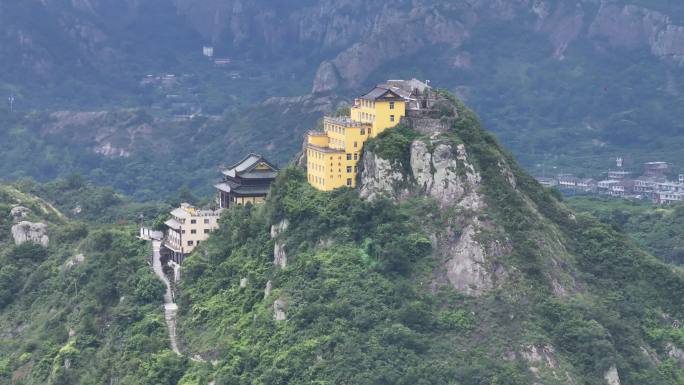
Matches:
[[6, 1, 684, 92], [1, 0, 683, 200]]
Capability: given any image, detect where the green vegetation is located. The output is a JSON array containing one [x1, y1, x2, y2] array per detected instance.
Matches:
[[172, 92, 684, 384], [568, 197, 684, 264], [1, 82, 683, 383], [0, 182, 204, 384]]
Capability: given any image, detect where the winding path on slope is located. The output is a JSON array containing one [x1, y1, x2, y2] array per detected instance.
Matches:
[[152, 240, 181, 355]]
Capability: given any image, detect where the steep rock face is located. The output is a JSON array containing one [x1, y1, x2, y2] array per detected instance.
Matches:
[[359, 152, 408, 201], [411, 140, 483, 209], [271, 219, 289, 268], [589, 3, 684, 64], [273, 298, 287, 321], [361, 131, 504, 296], [11, 221, 49, 246], [440, 224, 497, 296]]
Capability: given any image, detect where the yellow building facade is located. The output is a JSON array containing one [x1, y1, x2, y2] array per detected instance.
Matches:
[[306, 84, 409, 191]]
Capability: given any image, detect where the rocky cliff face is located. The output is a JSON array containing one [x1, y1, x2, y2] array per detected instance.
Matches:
[[361, 134, 500, 296], [8, 0, 684, 91], [358, 92, 581, 297]]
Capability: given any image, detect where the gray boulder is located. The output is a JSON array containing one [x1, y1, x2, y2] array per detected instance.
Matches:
[[11, 221, 49, 246], [10, 206, 31, 220]]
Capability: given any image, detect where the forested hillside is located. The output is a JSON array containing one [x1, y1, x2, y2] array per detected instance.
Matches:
[[0, 184, 201, 384], [173, 92, 684, 385], [568, 197, 684, 265], [1, 89, 683, 384]]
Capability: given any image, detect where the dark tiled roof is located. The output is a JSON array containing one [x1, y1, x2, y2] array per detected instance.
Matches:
[[360, 86, 404, 101], [222, 153, 278, 177]]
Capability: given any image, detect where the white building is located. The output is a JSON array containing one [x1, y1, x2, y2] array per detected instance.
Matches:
[[163, 203, 222, 263]]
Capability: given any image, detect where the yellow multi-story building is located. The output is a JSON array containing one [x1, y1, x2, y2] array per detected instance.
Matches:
[[306, 81, 426, 191]]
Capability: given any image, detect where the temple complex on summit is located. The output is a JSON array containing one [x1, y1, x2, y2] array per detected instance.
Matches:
[[305, 79, 430, 191]]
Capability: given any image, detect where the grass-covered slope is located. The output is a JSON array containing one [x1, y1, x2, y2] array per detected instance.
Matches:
[[0, 184, 195, 385], [177, 93, 684, 385]]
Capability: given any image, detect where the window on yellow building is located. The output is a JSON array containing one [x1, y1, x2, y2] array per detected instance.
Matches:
[[354, 141, 358, 148], [390, 115, 395, 122], [347, 166, 352, 173], [354, 154, 358, 160], [361, 128, 365, 135], [347, 178, 352, 186], [389, 101, 395, 109], [347, 154, 352, 160]]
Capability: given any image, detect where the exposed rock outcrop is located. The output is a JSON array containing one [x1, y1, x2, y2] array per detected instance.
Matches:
[[361, 131, 503, 296], [519, 344, 578, 385], [271, 219, 290, 268], [64, 253, 86, 270], [411, 141, 483, 209], [359, 152, 407, 201], [10, 206, 31, 220], [312, 61, 341, 94], [274, 298, 287, 321], [11, 221, 49, 246], [604, 365, 621, 385], [667, 343, 684, 366], [264, 280, 273, 298], [439, 224, 505, 296]]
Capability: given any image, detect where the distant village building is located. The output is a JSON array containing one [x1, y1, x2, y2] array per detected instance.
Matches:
[[163, 203, 221, 263], [633, 175, 665, 196], [306, 79, 430, 191], [215, 154, 278, 208], [607, 170, 632, 180], [644, 162, 670, 177], [214, 58, 232, 66], [655, 191, 684, 204], [535, 177, 558, 188], [536, 159, 681, 204], [203, 46, 214, 58], [576, 178, 596, 191], [557, 174, 578, 188]]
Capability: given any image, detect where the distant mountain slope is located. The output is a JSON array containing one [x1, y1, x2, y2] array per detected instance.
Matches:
[[0, 0, 683, 198]]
